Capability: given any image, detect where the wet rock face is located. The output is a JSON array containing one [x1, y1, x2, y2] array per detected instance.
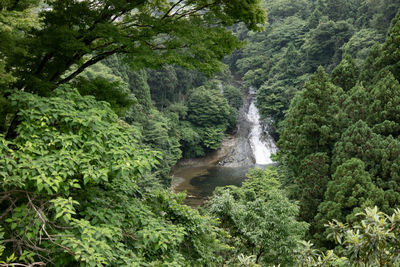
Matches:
[[220, 110, 253, 167], [220, 87, 276, 167]]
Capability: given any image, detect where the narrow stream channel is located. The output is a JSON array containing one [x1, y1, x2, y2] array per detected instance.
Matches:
[[172, 86, 277, 206]]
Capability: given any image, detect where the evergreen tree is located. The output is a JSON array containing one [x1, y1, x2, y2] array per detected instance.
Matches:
[[341, 28, 384, 65], [331, 120, 382, 177], [332, 121, 400, 213], [379, 135, 400, 212], [323, 0, 350, 21], [342, 82, 369, 124], [128, 70, 152, 114], [280, 43, 301, 79], [376, 8, 400, 81], [367, 70, 400, 137], [359, 43, 383, 86], [331, 54, 359, 91], [102, 56, 153, 116], [294, 152, 330, 224], [147, 66, 179, 109], [301, 20, 354, 72], [307, 8, 322, 29], [278, 67, 342, 178], [314, 158, 385, 246], [266, 0, 310, 22], [256, 80, 297, 136]]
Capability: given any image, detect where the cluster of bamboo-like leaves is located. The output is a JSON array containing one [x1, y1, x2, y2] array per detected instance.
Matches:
[[296, 207, 400, 266]]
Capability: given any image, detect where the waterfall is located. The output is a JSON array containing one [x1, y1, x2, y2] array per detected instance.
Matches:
[[220, 86, 277, 166], [247, 101, 276, 164], [172, 85, 278, 205]]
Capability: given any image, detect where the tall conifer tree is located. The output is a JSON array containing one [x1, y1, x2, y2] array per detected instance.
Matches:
[[314, 158, 385, 247], [367, 70, 400, 137], [278, 66, 342, 178], [331, 54, 359, 91]]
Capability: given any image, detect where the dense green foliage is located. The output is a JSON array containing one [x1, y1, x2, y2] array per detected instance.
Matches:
[[226, 0, 400, 136], [267, 5, 400, 255], [206, 168, 308, 266], [0, 1, 266, 265], [0, 0, 265, 136], [2, 0, 400, 265], [225, 0, 400, 260], [185, 84, 231, 152], [2, 0, 266, 94], [296, 207, 400, 266], [0, 87, 229, 266], [313, 158, 385, 245], [277, 67, 343, 225]]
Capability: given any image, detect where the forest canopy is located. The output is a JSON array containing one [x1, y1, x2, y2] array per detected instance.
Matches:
[[0, 1, 267, 266], [2, 0, 400, 266], [1, 0, 266, 95]]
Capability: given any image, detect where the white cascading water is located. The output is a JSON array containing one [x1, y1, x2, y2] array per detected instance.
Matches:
[[247, 98, 277, 165], [217, 85, 277, 167]]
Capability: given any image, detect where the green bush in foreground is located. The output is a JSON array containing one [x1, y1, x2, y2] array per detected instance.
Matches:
[[0, 86, 227, 266], [296, 206, 400, 266], [206, 168, 308, 266]]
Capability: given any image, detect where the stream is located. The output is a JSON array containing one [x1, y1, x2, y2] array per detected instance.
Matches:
[[172, 86, 277, 206]]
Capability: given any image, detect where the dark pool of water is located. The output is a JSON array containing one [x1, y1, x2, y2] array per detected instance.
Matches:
[[190, 166, 250, 196], [172, 164, 267, 206]]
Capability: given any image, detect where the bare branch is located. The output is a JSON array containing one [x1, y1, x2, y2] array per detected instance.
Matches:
[[25, 194, 75, 255], [2, 239, 50, 253], [161, 0, 185, 20], [56, 48, 125, 85], [0, 192, 10, 205], [175, 2, 215, 21], [0, 262, 45, 267], [0, 198, 17, 220]]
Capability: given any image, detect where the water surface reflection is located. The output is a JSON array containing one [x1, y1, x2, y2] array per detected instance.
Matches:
[[172, 164, 267, 206]]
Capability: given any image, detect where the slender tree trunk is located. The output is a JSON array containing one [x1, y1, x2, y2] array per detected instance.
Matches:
[[5, 114, 19, 140], [256, 248, 264, 264]]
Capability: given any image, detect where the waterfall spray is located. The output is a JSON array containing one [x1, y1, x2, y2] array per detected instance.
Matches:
[[247, 101, 276, 164], [220, 86, 277, 166]]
